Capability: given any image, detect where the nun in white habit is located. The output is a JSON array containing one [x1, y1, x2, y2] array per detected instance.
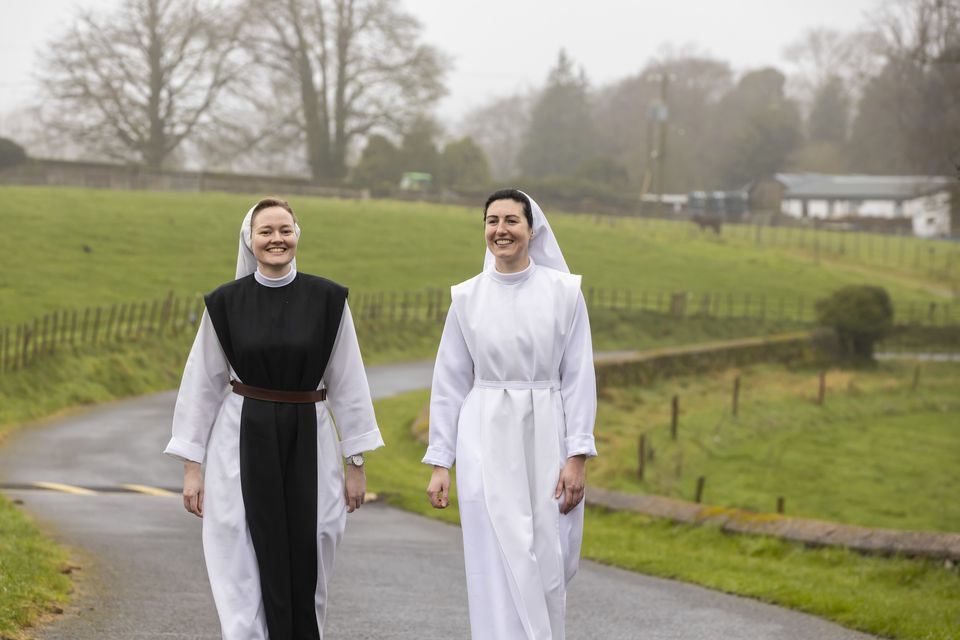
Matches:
[[424, 189, 597, 640], [164, 197, 383, 640]]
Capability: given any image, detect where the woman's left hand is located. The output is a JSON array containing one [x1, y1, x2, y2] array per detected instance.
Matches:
[[555, 454, 586, 515], [344, 463, 366, 513]]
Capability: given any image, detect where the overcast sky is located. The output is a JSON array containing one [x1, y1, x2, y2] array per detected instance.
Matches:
[[0, 0, 876, 134]]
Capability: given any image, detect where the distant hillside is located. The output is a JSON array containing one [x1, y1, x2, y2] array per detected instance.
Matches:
[[0, 185, 954, 326]]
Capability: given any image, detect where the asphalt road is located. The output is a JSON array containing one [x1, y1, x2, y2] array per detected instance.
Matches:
[[0, 360, 876, 639]]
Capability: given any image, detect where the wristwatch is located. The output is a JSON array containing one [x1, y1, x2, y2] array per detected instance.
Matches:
[[345, 454, 365, 467]]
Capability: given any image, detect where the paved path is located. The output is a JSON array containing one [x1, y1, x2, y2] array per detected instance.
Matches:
[[0, 361, 876, 639]]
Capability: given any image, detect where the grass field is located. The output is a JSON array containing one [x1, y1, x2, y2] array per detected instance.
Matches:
[[591, 360, 960, 532], [1, 186, 955, 328], [366, 389, 960, 640], [0, 496, 72, 638]]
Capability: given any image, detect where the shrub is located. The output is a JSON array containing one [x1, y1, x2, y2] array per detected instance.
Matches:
[[815, 286, 894, 361], [0, 137, 27, 168]]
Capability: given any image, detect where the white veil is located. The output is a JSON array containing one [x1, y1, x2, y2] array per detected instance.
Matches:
[[482, 191, 569, 274], [235, 203, 302, 279]]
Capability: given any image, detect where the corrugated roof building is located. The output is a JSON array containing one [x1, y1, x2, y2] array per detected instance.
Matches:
[[756, 173, 954, 238]]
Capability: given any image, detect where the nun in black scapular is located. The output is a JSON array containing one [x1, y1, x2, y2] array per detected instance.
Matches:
[[164, 198, 384, 640]]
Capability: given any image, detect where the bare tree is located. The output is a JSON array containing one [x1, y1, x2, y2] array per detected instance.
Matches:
[[37, 0, 245, 168], [847, 0, 960, 173], [459, 92, 534, 181], [241, 0, 447, 181]]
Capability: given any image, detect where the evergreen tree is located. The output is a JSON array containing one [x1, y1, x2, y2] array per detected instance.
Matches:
[[439, 137, 490, 188], [717, 68, 802, 187], [518, 50, 597, 177], [399, 118, 441, 177], [351, 135, 402, 188], [808, 76, 850, 142]]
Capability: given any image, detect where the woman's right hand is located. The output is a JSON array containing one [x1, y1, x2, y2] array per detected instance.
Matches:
[[426, 466, 450, 509], [183, 461, 204, 518]]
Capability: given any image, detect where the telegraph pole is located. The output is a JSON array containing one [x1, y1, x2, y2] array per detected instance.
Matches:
[[641, 73, 670, 215], [655, 73, 669, 217]]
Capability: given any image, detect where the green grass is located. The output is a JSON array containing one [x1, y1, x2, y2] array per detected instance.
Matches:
[[1, 186, 955, 328], [0, 495, 72, 638], [592, 361, 960, 532], [365, 389, 960, 640]]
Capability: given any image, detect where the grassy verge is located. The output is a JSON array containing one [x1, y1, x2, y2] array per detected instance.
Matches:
[[365, 389, 960, 640], [592, 361, 960, 532], [0, 496, 72, 639]]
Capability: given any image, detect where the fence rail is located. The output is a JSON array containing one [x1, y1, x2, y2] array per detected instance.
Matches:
[[0, 293, 206, 374], [351, 287, 954, 327], [1, 288, 955, 376]]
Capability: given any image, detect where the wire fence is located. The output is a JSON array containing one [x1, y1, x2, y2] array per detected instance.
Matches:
[[597, 215, 960, 284], [351, 287, 955, 327], [1, 288, 955, 376]]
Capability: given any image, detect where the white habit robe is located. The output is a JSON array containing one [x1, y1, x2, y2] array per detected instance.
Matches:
[[423, 259, 598, 640], [164, 268, 383, 640]]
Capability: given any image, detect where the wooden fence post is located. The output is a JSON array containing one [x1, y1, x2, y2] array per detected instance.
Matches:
[[50, 312, 59, 355], [31, 318, 39, 365], [115, 304, 127, 340], [41, 314, 50, 357], [148, 300, 159, 334], [817, 370, 826, 406], [92, 307, 103, 344], [104, 305, 116, 342], [137, 301, 147, 337], [637, 434, 646, 481], [777, 497, 785, 514], [169, 298, 180, 336], [160, 291, 173, 334], [694, 476, 705, 503], [671, 395, 679, 440], [732, 376, 740, 417], [17, 324, 25, 369], [81, 308, 90, 344]]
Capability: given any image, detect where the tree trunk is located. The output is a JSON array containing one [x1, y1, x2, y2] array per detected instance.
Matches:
[[146, 0, 167, 168]]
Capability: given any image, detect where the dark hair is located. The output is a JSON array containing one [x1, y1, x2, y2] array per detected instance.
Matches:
[[250, 197, 298, 228], [483, 189, 532, 227]]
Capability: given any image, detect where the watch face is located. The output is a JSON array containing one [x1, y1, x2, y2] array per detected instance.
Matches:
[[349, 455, 364, 466]]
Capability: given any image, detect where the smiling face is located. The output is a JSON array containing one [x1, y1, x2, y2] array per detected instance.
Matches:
[[251, 206, 298, 277], [485, 198, 533, 272]]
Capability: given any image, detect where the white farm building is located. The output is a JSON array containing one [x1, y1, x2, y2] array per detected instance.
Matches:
[[763, 173, 954, 238]]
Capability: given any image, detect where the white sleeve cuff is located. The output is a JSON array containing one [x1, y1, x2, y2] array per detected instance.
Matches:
[[163, 437, 206, 464], [565, 434, 598, 458], [340, 429, 385, 458], [421, 445, 455, 468]]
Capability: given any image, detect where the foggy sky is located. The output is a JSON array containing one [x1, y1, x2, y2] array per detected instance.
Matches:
[[0, 0, 876, 134]]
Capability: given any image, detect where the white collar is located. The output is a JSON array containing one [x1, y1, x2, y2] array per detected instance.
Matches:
[[254, 268, 297, 288], [487, 258, 536, 285]]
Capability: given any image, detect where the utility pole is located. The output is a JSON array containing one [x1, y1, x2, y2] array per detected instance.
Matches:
[[656, 73, 669, 217], [641, 73, 670, 216]]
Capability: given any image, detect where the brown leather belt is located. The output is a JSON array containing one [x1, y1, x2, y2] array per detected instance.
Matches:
[[230, 380, 327, 403]]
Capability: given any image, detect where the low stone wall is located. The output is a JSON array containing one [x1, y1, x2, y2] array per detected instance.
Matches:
[[594, 331, 815, 388], [0, 158, 364, 199], [587, 487, 960, 561]]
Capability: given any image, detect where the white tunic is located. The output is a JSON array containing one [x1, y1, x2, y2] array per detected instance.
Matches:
[[424, 260, 597, 640], [164, 268, 384, 640]]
